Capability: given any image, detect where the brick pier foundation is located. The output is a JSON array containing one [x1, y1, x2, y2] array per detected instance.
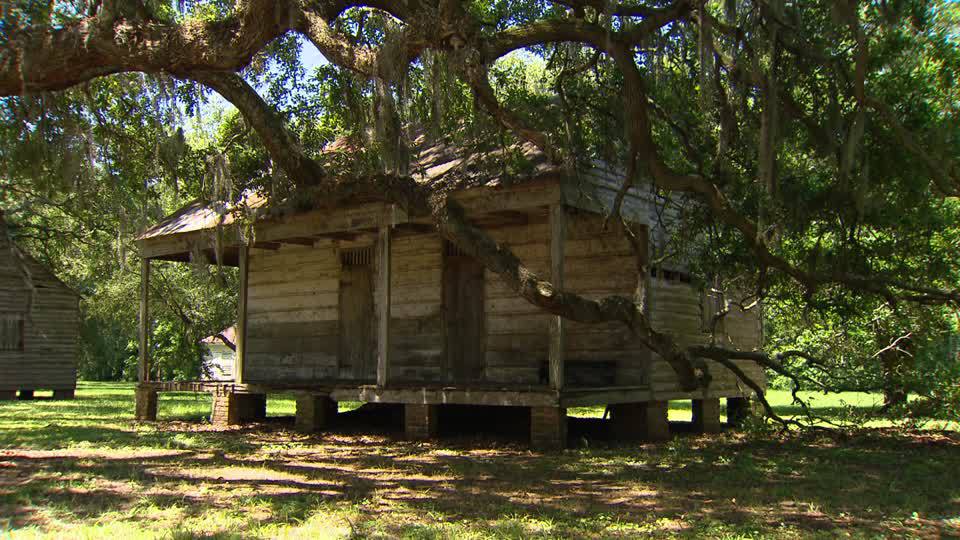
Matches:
[[609, 401, 670, 442], [530, 406, 567, 450], [53, 389, 76, 400], [726, 397, 754, 428], [405, 404, 439, 440], [211, 391, 267, 426], [692, 398, 722, 434], [295, 394, 337, 433]]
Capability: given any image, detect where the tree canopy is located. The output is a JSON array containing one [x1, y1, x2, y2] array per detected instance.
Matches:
[[1, 0, 959, 422]]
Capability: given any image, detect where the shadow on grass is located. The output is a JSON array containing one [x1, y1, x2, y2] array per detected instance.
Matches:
[[1, 383, 957, 537], [2, 406, 958, 537]]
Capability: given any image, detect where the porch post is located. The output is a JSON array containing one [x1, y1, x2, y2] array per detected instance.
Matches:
[[138, 258, 150, 383], [377, 217, 392, 387], [548, 204, 566, 390], [235, 245, 249, 384]]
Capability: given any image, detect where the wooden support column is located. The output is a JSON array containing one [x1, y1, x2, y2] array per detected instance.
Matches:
[[377, 219, 391, 387], [548, 205, 566, 391], [138, 258, 150, 383], [235, 246, 249, 384]]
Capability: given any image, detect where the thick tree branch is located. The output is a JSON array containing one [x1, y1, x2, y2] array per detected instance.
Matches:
[[185, 70, 325, 188], [0, 0, 300, 96], [430, 194, 703, 391]]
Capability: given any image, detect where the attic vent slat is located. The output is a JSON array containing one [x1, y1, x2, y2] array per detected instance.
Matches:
[[340, 247, 374, 267], [444, 241, 469, 258]]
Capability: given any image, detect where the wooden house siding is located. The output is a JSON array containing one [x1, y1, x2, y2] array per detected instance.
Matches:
[[646, 279, 765, 398], [388, 234, 444, 382], [132, 143, 769, 445], [243, 233, 450, 385], [237, 200, 762, 398], [0, 253, 79, 392], [244, 244, 341, 382]]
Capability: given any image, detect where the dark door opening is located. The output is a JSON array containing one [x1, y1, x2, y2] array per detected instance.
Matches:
[[339, 248, 375, 380], [444, 243, 485, 383]]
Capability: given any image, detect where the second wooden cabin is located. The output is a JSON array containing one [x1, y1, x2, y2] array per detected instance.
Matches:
[[0, 212, 80, 400]]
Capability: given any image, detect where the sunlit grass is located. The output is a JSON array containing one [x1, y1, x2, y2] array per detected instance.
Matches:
[[0, 382, 958, 539]]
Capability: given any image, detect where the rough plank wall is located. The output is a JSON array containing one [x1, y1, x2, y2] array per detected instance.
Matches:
[[0, 255, 78, 391], [576, 168, 767, 397], [240, 197, 763, 394], [245, 244, 341, 382], [243, 234, 446, 384], [648, 278, 765, 398], [563, 211, 650, 386], [388, 234, 444, 382], [719, 303, 763, 352], [483, 219, 552, 384]]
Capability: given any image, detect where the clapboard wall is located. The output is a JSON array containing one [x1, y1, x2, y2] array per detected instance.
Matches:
[[0, 252, 79, 392], [482, 208, 764, 394], [241, 205, 762, 396], [646, 278, 766, 398], [244, 243, 341, 382], [483, 210, 652, 387], [243, 234, 448, 384]]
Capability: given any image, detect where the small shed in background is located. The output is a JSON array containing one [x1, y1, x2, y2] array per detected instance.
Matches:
[[0, 213, 80, 400], [201, 326, 236, 381]]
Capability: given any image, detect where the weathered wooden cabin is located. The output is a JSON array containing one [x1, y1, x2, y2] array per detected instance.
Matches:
[[134, 136, 764, 447], [0, 214, 80, 400]]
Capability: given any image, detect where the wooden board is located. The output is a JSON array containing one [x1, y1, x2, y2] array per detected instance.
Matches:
[[338, 262, 375, 380], [444, 249, 486, 383]]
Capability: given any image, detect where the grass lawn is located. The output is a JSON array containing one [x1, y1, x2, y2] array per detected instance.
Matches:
[[0, 382, 957, 539]]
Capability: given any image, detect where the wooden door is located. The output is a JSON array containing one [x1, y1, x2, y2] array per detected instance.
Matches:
[[339, 253, 375, 380], [444, 249, 485, 383]]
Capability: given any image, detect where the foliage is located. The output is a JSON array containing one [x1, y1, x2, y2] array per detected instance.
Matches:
[[0, 0, 958, 416], [0, 72, 239, 381]]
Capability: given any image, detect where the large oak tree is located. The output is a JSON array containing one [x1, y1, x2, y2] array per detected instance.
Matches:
[[2, 0, 959, 420]]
